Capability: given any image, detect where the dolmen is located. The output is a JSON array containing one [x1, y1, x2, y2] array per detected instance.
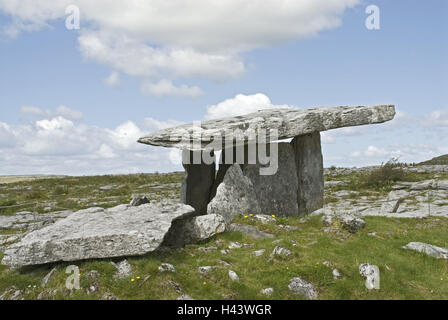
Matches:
[[139, 105, 395, 223], [1, 104, 395, 267]]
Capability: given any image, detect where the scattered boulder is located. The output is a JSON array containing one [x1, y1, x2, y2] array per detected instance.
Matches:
[[269, 246, 292, 259], [101, 293, 120, 300], [218, 260, 232, 267], [253, 249, 265, 257], [332, 269, 341, 279], [410, 180, 435, 191], [339, 215, 365, 233], [198, 266, 215, 274], [197, 246, 218, 253], [228, 242, 253, 249], [0, 286, 23, 300], [402, 242, 448, 259], [229, 270, 240, 281], [253, 214, 276, 224], [1, 201, 195, 267], [111, 259, 133, 279], [129, 195, 150, 206], [277, 224, 300, 231], [321, 214, 365, 233], [158, 263, 176, 273], [260, 288, 274, 296], [288, 277, 318, 300], [359, 263, 380, 290], [163, 214, 226, 247], [228, 223, 274, 239], [176, 294, 194, 300]]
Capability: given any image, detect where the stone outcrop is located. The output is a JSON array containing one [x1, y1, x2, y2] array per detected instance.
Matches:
[[288, 277, 318, 299], [138, 105, 395, 151], [402, 242, 448, 259], [161, 213, 226, 247], [1, 201, 195, 267]]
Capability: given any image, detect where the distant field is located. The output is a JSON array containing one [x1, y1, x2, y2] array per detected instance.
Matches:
[[0, 175, 67, 184]]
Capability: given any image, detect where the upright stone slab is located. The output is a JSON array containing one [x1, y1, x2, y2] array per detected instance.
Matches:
[[207, 143, 300, 221], [291, 132, 324, 215], [243, 143, 299, 216], [180, 150, 215, 215]]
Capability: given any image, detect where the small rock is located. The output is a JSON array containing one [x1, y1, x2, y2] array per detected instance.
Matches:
[[332, 269, 341, 279], [176, 294, 194, 300], [277, 224, 301, 231], [129, 195, 150, 206], [402, 242, 448, 259], [218, 260, 232, 267], [229, 270, 240, 281], [339, 215, 365, 233], [272, 239, 283, 245], [41, 267, 57, 288], [228, 241, 253, 249], [101, 293, 120, 300], [368, 232, 377, 237], [220, 249, 230, 255], [260, 288, 274, 296], [86, 283, 99, 294], [253, 214, 276, 224], [111, 259, 133, 279], [288, 277, 318, 300], [197, 246, 218, 252], [198, 266, 215, 274], [158, 263, 175, 272], [359, 263, 380, 290], [253, 249, 265, 257], [269, 246, 291, 259], [85, 270, 101, 279]]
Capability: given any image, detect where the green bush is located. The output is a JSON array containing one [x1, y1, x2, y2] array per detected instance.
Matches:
[[362, 158, 406, 187]]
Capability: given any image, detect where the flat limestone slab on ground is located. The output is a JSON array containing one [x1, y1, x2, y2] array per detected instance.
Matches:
[[1, 201, 195, 267]]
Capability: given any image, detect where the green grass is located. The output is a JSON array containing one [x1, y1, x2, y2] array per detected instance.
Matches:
[[418, 154, 448, 166], [1, 215, 447, 300], [0, 172, 184, 216], [1, 169, 447, 300]]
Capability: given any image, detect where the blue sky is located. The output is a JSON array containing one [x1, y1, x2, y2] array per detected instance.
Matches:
[[0, 0, 447, 175]]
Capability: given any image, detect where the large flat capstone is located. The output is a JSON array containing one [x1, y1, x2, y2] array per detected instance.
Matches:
[[138, 105, 395, 151], [1, 201, 196, 267]]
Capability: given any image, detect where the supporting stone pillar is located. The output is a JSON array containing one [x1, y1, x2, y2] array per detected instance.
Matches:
[[291, 132, 324, 215], [180, 150, 215, 215]]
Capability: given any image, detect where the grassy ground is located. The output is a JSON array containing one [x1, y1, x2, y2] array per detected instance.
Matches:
[[418, 154, 448, 166], [0, 214, 447, 300], [0, 173, 183, 216], [0, 170, 447, 299]]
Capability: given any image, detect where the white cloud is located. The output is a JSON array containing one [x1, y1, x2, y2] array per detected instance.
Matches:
[[104, 71, 121, 87], [0, 0, 360, 96], [204, 93, 292, 120], [0, 115, 181, 175], [140, 79, 203, 98], [20, 105, 83, 121], [422, 108, 448, 127]]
